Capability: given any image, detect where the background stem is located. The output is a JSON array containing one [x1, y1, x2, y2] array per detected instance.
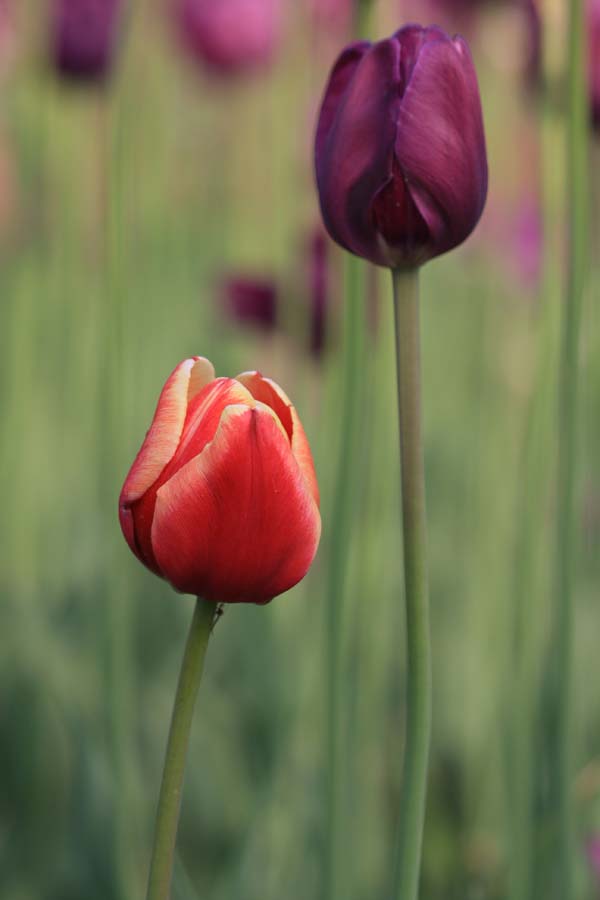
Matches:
[[146, 598, 215, 900], [551, 0, 589, 893], [325, 254, 365, 900], [391, 268, 431, 900]]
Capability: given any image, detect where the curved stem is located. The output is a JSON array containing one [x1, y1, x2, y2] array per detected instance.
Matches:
[[146, 597, 216, 900], [391, 268, 431, 900]]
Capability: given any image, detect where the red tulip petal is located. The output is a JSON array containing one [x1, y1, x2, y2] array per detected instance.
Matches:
[[236, 371, 320, 507], [151, 404, 321, 604], [120, 356, 215, 508], [125, 377, 254, 574]]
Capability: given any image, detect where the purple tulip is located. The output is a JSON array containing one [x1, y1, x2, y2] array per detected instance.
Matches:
[[176, 0, 282, 76], [315, 24, 488, 269], [220, 275, 278, 332], [52, 0, 122, 83], [590, 0, 600, 129]]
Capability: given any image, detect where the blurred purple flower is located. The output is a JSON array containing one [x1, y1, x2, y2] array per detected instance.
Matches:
[[176, 0, 282, 76], [220, 275, 278, 332], [590, 0, 600, 129], [315, 24, 488, 269], [52, 0, 123, 83], [307, 228, 330, 359]]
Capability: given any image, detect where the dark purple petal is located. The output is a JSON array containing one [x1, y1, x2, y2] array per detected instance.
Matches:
[[394, 35, 488, 258], [316, 39, 401, 265]]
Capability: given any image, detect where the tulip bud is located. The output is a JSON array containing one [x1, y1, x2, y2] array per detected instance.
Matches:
[[51, 0, 122, 83], [315, 24, 488, 269], [176, 0, 282, 76], [119, 358, 321, 604], [220, 275, 278, 333]]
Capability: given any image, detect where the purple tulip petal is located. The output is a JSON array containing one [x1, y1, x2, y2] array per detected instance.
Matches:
[[394, 35, 488, 256], [316, 38, 402, 265]]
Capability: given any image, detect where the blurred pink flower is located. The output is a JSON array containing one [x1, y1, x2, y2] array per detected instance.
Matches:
[[587, 837, 600, 889], [0, 0, 16, 75], [176, 0, 283, 76], [308, 0, 351, 34], [511, 195, 542, 290]]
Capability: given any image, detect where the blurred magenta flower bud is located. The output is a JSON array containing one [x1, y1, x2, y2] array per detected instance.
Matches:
[[220, 275, 278, 332], [590, 0, 600, 129], [315, 24, 488, 269], [176, 0, 282, 76], [52, 0, 122, 83]]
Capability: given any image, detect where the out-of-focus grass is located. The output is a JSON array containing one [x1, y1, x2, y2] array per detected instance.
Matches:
[[1, 4, 600, 900]]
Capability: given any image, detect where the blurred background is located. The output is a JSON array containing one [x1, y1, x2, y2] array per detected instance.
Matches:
[[0, 0, 599, 898]]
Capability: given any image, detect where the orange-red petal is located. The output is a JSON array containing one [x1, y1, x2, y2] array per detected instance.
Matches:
[[236, 371, 320, 508], [151, 404, 321, 603]]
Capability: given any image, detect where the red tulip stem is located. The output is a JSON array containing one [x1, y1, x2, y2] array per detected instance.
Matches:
[[146, 597, 217, 900], [391, 267, 431, 900]]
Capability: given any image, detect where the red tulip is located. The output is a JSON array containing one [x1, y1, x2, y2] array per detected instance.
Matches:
[[119, 358, 321, 605]]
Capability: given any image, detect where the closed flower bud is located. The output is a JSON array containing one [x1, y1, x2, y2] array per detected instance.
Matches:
[[119, 358, 321, 605], [176, 0, 282, 76], [52, 0, 122, 83], [315, 24, 488, 269]]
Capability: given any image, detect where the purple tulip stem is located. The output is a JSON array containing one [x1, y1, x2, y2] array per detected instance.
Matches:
[[146, 598, 217, 900], [391, 267, 431, 900]]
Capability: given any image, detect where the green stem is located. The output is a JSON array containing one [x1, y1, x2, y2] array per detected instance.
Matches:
[[325, 254, 365, 900], [146, 598, 216, 900], [355, 0, 374, 38], [552, 0, 588, 893], [391, 268, 431, 900]]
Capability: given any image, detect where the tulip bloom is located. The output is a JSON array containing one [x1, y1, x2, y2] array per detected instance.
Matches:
[[119, 358, 321, 604], [315, 24, 488, 269], [176, 0, 282, 75], [51, 0, 122, 82]]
